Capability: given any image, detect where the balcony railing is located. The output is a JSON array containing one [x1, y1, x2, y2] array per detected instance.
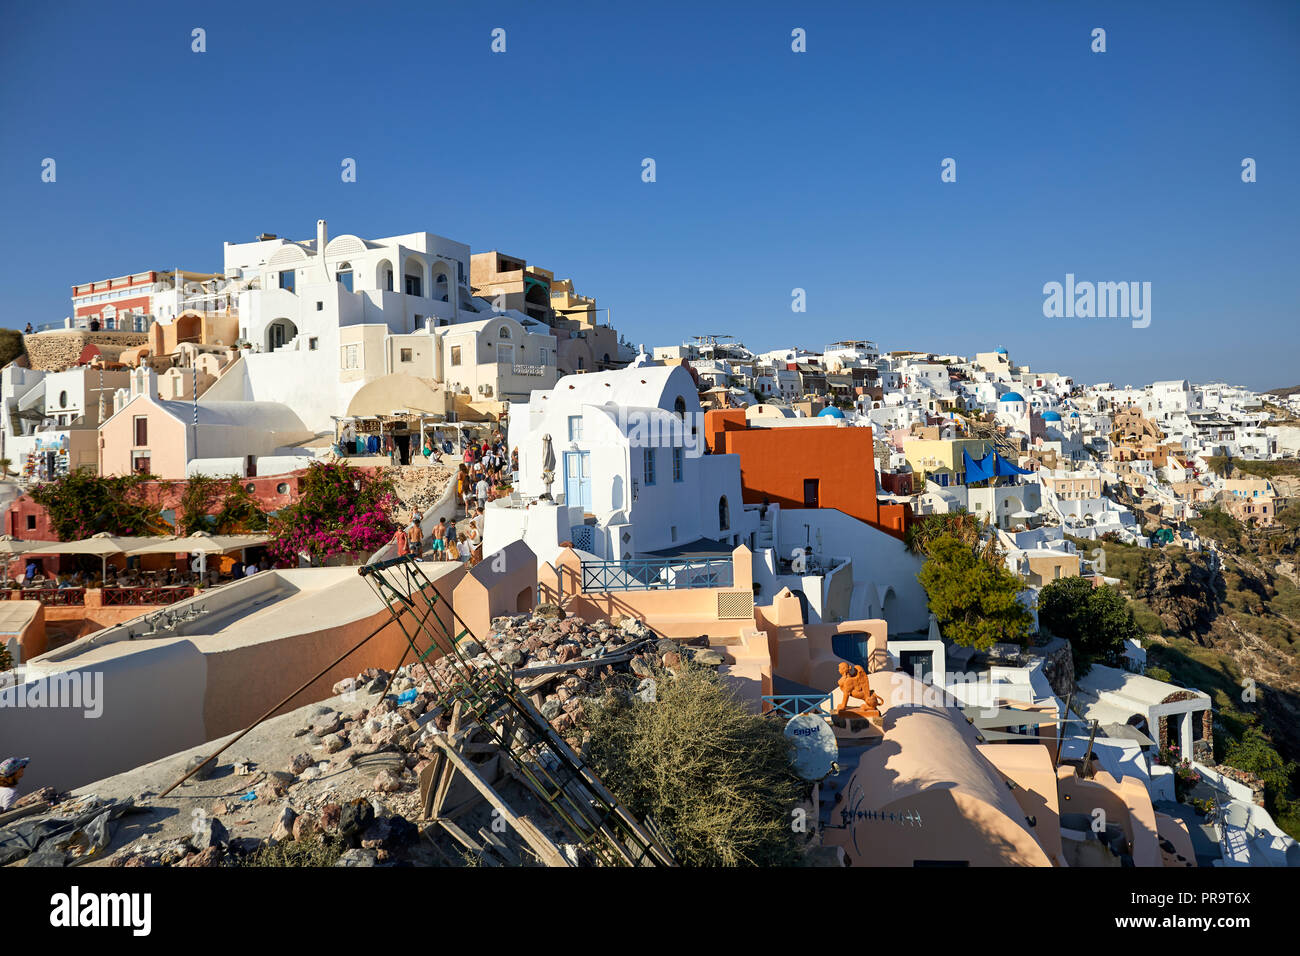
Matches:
[[761, 693, 834, 719], [580, 558, 733, 592], [101, 586, 196, 606], [16, 587, 85, 606], [511, 364, 546, 376]]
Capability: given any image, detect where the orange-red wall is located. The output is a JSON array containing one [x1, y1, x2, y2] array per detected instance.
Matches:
[[704, 410, 904, 535]]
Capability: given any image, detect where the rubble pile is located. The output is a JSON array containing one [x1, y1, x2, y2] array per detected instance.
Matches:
[[83, 607, 722, 867], [382, 463, 454, 517]]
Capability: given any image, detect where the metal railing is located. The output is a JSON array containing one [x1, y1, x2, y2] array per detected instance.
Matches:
[[511, 364, 547, 376], [761, 693, 834, 719], [579, 558, 733, 592]]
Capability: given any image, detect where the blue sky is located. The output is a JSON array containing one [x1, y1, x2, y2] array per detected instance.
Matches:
[[2, 1, 1297, 389]]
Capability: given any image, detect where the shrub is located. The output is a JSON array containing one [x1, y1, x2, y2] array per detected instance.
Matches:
[[917, 534, 1033, 650], [581, 664, 806, 867], [236, 835, 343, 867], [267, 461, 397, 565], [28, 468, 163, 540]]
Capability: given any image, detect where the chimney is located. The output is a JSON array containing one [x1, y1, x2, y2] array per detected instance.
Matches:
[[317, 219, 328, 253]]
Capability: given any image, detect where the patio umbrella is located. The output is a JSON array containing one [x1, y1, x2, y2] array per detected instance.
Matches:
[[0, 535, 42, 555], [28, 532, 158, 582], [540, 433, 556, 500], [128, 531, 271, 575]]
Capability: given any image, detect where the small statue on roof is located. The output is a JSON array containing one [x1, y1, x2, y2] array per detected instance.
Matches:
[[836, 662, 883, 723]]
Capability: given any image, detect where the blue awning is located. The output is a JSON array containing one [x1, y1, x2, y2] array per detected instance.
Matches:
[[963, 448, 1031, 482]]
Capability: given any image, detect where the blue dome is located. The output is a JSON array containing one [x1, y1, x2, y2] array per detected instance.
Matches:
[[1069, 411, 1080, 418], [1000, 391, 1025, 403], [1042, 410, 1062, 421], [996, 348, 1008, 354], [818, 406, 845, 418]]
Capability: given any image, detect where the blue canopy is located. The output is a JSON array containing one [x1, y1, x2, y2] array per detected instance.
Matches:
[[963, 448, 1032, 483]]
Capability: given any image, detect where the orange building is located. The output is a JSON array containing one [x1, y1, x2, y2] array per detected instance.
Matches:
[[704, 409, 910, 539]]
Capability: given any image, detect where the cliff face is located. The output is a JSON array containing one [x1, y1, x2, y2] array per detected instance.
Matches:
[[1138, 553, 1223, 643]]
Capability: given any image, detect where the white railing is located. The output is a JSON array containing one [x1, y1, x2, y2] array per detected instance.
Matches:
[[512, 364, 546, 376]]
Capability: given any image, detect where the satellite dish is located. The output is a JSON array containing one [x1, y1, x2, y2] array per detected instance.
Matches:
[[784, 713, 839, 781]]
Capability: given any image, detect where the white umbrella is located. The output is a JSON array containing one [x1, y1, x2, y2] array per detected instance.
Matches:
[[28, 532, 158, 581], [540, 434, 556, 500]]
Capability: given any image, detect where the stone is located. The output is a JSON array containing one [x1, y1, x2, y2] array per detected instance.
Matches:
[[499, 647, 524, 666], [635, 678, 657, 703], [373, 769, 403, 793], [322, 733, 349, 754], [233, 759, 256, 776], [457, 639, 484, 658], [184, 754, 217, 781], [340, 798, 375, 845], [662, 651, 681, 668], [656, 639, 679, 655], [535, 602, 565, 621], [332, 677, 358, 696], [286, 754, 310, 780], [557, 643, 580, 664], [694, 648, 725, 667], [257, 779, 287, 801], [189, 815, 229, 851], [292, 813, 320, 842], [319, 803, 342, 831], [336, 848, 378, 867], [179, 846, 223, 867], [271, 805, 297, 842], [630, 656, 655, 678], [540, 698, 563, 720]]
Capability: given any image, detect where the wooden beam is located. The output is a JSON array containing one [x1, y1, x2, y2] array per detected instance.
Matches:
[[430, 732, 571, 867]]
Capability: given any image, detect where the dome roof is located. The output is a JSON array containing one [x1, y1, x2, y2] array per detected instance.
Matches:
[[1000, 391, 1025, 403], [1069, 411, 1080, 418], [996, 347, 1008, 354], [818, 405, 845, 418], [1041, 410, 1062, 421]]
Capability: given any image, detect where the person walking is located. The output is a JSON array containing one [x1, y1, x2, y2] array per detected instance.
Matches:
[[0, 757, 30, 811]]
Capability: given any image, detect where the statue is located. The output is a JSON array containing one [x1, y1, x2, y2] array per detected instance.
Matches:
[[836, 662, 883, 723]]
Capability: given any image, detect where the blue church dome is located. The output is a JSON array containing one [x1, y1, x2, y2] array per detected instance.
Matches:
[[1000, 391, 1025, 403], [818, 405, 845, 418], [1042, 410, 1062, 422]]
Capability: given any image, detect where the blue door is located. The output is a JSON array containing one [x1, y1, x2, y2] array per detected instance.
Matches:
[[563, 451, 592, 511]]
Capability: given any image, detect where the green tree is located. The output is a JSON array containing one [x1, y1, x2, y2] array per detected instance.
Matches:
[[917, 533, 1033, 650], [28, 468, 163, 540], [175, 475, 267, 535], [0, 330, 25, 368], [1038, 576, 1141, 675], [1224, 725, 1298, 820]]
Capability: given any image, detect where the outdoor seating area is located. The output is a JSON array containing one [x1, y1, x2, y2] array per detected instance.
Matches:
[[0, 532, 271, 606]]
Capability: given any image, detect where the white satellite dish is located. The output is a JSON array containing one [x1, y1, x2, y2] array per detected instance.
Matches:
[[784, 713, 839, 781]]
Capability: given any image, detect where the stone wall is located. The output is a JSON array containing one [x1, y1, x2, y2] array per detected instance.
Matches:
[[23, 331, 148, 372]]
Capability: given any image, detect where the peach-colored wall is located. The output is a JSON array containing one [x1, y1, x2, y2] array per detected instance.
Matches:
[[452, 541, 536, 643], [1057, 767, 1162, 867], [99, 397, 188, 478]]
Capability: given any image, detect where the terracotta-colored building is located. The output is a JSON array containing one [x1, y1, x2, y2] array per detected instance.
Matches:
[[703, 409, 910, 538]]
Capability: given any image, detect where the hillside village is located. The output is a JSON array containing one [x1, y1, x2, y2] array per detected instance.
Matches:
[[2, 218, 1299, 868]]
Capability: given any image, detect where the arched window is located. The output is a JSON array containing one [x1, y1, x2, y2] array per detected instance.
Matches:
[[719, 495, 730, 531], [673, 395, 686, 419], [498, 326, 511, 339], [336, 262, 353, 292]]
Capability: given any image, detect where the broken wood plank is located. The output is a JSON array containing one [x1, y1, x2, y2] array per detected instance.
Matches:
[[430, 732, 571, 867]]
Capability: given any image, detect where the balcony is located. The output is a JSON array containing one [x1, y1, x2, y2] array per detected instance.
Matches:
[[512, 364, 546, 376]]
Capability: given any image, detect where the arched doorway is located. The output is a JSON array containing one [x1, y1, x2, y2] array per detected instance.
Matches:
[[266, 318, 297, 352]]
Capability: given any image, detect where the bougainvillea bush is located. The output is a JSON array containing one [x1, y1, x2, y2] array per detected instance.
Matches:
[[267, 461, 398, 565]]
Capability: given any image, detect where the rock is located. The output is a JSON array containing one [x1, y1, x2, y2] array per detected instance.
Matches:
[[322, 733, 349, 754], [373, 769, 403, 793], [340, 798, 375, 845], [630, 656, 655, 678], [540, 698, 563, 720], [189, 815, 229, 851], [499, 647, 524, 666], [535, 603, 565, 621], [662, 651, 681, 668], [292, 813, 320, 841], [635, 678, 657, 703], [619, 617, 651, 639], [319, 803, 342, 831], [332, 677, 357, 696], [360, 818, 392, 850], [286, 754, 310, 780], [457, 639, 483, 658], [184, 754, 217, 781], [233, 759, 256, 776], [257, 779, 287, 801], [336, 848, 378, 867], [556, 643, 580, 664], [179, 846, 223, 867], [656, 639, 679, 655], [693, 648, 725, 667], [271, 805, 297, 842]]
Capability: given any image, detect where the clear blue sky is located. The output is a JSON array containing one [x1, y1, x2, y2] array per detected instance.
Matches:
[[2, 0, 1297, 389]]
